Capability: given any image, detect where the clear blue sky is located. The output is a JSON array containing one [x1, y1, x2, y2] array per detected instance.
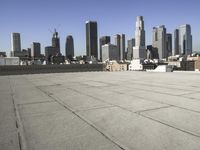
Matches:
[[1, 0, 200, 56]]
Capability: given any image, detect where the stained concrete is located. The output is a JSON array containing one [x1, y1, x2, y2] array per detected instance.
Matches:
[[1, 71, 200, 150]]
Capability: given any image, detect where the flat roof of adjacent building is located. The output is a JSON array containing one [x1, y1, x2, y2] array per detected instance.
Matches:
[[1, 71, 200, 150]]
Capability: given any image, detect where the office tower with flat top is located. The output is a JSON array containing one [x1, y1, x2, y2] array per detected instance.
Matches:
[[65, 35, 74, 60], [86, 21, 98, 59], [99, 36, 110, 61]]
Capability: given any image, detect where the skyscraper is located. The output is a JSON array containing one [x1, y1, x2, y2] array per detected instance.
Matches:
[[114, 34, 120, 59], [152, 25, 167, 59], [99, 36, 110, 61], [86, 21, 98, 59], [114, 34, 126, 60], [178, 24, 192, 55], [65, 35, 74, 60], [127, 38, 135, 60], [166, 34, 172, 57], [52, 29, 60, 54], [174, 29, 179, 55], [11, 33, 21, 52], [120, 34, 125, 60], [133, 16, 146, 59], [31, 42, 41, 59]]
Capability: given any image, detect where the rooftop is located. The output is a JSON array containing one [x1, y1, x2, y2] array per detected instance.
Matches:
[[1, 71, 200, 150]]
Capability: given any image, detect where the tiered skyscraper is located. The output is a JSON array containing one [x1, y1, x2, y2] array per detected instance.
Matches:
[[133, 16, 146, 59], [86, 21, 98, 59], [65, 35, 74, 60], [174, 24, 192, 55], [99, 36, 110, 61], [52, 29, 60, 54]]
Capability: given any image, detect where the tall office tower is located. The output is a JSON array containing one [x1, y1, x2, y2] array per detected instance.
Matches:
[[86, 21, 98, 59], [120, 34, 125, 60], [114, 34, 121, 59], [166, 33, 172, 57], [152, 25, 167, 59], [178, 24, 192, 55], [127, 38, 135, 60], [174, 29, 179, 55], [133, 16, 146, 59], [114, 34, 126, 60], [99, 36, 110, 61], [11, 33, 21, 52], [65, 35, 74, 60], [31, 42, 41, 59], [52, 29, 60, 53]]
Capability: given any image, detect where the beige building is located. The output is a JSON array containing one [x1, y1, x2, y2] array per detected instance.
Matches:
[[187, 56, 200, 71], [104, 61, 128, 72]]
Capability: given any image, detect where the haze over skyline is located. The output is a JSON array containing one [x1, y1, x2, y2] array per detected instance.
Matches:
[[1, 0, 200, 56]]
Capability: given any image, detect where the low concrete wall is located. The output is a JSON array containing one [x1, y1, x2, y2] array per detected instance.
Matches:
[[0, 64, 103, 76]]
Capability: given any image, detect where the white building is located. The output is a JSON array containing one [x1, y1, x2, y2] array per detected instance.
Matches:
[[133, 16, 146, 60]]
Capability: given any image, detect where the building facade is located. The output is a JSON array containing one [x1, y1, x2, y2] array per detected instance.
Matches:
[[99, 36, 110, 61], [114, 34, 125, 61], [127, 38, 135, 60], [102, 44, 119, 62], [174, 29, 179, 55], [133, 16, 146, 59], [52, 29, 60, 54], [166, 33, 172, 57], [65, 35, 74, 60], [152, 25, 167, 59], [86, 21, 98, 59], [11, 33, 21, 56], [31, 42, 41, 59], [178, 24, 192, 55]]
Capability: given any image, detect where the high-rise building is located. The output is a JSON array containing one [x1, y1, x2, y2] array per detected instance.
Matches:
[[114, 34, 126, 60], [11, 33, 21, 52], [133, 16, 146, 59], [152, 25, 167, 59], [114, 34, 120, 59], [45, 46, 59, 63], [65, 35, 74, 60], [127, 38, 135, 60], [52, 29, 60, 54], [99, 36, 110, 61], [102, 44, 119, 62], [166, 34, 172, 57], [178, 24, 192, 55], [120, 34, 125, 60], [174, 29, 179, 55], [31, 42, 41, 59], [86, 21, 98, 59]]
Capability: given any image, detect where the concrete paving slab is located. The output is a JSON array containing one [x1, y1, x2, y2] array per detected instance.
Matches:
[[141, 106, 200, 137], [21, 110, 121, 150], [126, 90, 200, 112], [0, 131, 20, 150], [78, 106, 200, 150], [18, 101, 65, 117]]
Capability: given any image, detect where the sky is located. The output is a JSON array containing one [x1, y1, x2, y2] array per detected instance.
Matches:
[[1, 0, 200, 56]]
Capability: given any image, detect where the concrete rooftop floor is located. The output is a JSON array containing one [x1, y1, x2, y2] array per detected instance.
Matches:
[[1, 71, 200, 150]]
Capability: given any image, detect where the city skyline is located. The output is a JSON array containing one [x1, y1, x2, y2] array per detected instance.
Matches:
[[1, 0, 200, 56]]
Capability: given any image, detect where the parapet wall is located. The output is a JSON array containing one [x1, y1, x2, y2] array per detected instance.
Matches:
[[0, 64, 103, 76]]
